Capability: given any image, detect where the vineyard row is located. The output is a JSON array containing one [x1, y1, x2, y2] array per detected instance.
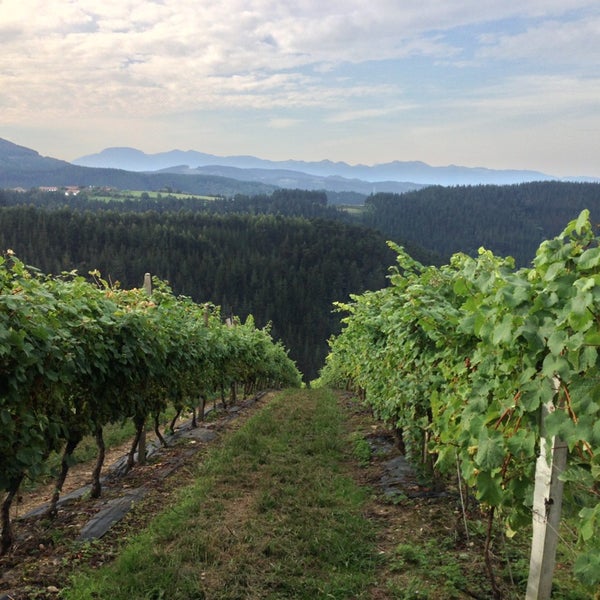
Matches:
[[317, 210, 600, 592], [0, 254, 301, 553]]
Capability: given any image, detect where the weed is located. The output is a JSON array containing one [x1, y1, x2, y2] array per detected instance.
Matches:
[[395, 543, 426, 566], [351, 432, 372, 466], [386, 576, 431, 599]]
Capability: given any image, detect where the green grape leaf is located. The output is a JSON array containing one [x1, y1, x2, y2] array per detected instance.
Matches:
[[492, 314, 513, 345], [476, 471, 503, 506], [547, 330, 567, 356], [541, 353, 571, 380], [475, 430, 505, 471]]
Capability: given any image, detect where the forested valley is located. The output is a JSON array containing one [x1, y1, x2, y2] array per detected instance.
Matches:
[[2, 180, 600, 378]]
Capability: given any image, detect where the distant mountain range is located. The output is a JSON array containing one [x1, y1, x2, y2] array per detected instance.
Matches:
[[2, 137, 599, 199], [74, 146, 565, 187]]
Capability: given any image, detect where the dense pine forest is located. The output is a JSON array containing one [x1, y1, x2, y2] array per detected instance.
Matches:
[[362, 181, 600, 266], [0, 189, 395, 380]]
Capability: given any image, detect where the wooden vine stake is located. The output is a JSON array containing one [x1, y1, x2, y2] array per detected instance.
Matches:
[[526, 377, 568, 600], [136, 272, 153, 466]]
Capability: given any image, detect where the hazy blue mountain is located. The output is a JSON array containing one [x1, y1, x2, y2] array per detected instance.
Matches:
[[158, 164, 423, 195], [74, 146, 561, 185], [73, 147, 220, 172], [0, 137, 276, 196]]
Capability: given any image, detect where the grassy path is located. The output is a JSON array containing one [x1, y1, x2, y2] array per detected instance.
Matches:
[[63, 389, 378, 600]]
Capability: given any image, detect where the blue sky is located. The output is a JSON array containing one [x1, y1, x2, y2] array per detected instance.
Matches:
[[1, 1, 599, 177]]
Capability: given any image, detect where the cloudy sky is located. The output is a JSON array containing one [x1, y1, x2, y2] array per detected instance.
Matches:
[[1, 1, 599, 176]]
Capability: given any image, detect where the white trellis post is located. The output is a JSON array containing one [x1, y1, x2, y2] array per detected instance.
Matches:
[[526, 377, 568, 600]]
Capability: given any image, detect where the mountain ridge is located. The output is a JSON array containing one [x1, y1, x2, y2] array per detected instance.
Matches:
[[157, 164, 421, 195], [73, 146, 560, 186]]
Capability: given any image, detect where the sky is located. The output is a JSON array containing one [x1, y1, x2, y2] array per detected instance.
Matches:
[[1, 1, 599, 177]]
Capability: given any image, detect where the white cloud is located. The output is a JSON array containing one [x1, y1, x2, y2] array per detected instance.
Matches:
[[327, 106, 411, 123], [1, 0, 599, 174], [3, 2, 592, 79], [458, 75, 600, 118], [477, 17, 600, 66], [267, 117, 303, 129]]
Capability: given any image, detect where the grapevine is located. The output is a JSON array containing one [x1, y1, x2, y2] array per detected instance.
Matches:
[[318, 210, 600, 589]]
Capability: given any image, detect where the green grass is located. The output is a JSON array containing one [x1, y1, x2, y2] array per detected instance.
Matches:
[[87, 189, 218, 202], [381, 529, 591, 600], [350, 432, 372, 466], [339, 205, 366, 216], [62, 389, 378, 599]]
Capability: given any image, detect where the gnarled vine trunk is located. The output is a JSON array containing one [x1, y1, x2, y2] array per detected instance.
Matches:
[[1, 474, 24, 555], [90, 426, 105, 499], [47, 434, 82, 517]]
